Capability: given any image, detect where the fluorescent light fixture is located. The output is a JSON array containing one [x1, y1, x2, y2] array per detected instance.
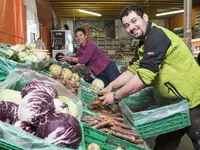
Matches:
[[156, 9, 184, 17], [78, 9, 101, 17]]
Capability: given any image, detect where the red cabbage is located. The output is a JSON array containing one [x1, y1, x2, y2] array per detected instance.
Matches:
[[18, 90, 55, 126], [37, 113, 82, 149], [0, 100, 18, 124], [21, 81, 58, 99], [14, 120, 36, 135]]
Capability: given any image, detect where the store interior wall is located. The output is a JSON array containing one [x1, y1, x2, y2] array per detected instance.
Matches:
[[169, 6, 200, 32], [60, 19, 167, 40], [0, 0, 26, 45], [36, 0, 53, 51]]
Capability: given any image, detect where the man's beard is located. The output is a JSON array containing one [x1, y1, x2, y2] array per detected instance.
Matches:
[[130, 29, 144, 39]]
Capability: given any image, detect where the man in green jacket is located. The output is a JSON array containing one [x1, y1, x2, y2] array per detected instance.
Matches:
[[99, 4, 200, 150]]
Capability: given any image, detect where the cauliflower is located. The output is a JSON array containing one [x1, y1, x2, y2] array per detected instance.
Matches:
[[18, 51, 29, 61], [61, 68, 73, 80], [25, 54, 38, 63], [49, 64, 62, 75], [71, 73, 80, 82], [92, 78, 104, 90]]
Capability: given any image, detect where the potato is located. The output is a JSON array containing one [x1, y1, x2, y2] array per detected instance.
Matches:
[[87, 143, 101, 150]]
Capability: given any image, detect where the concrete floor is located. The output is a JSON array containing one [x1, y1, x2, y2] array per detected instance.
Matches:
[[146, 135, 194, 150]]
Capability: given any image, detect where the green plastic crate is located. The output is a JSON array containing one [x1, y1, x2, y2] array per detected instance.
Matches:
[[78, 86, 155, 107], [134, 113, 189, 138], [0, 121, 85, 150], [82, 122, 150, 150], [79, 87, 191, 138], [123, 100, 190, 138], [80, 78, 92, 88], [0, 138, 24, 150], [78, 86, 98, 105], [0, 56, 32, 82], [0, 56, 32, 70]]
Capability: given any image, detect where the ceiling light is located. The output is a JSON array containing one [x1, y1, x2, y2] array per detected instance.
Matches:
[[78, 9, 101, 17], [156, 9, 184, 17]]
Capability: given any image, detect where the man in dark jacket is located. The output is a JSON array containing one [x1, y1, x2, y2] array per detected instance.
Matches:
[[99, 4, 200, 150]]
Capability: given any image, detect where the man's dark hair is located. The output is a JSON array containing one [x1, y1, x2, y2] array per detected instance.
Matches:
[[120, 5, 145, 22], [74, 27, 86, 35]]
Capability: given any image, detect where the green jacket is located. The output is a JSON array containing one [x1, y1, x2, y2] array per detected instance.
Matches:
[[128, 22, 200, 108]]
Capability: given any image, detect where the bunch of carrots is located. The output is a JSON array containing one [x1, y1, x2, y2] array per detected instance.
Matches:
[[83, 98, 147, 148]]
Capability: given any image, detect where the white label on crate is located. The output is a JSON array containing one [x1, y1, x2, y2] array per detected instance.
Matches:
[[52, 50, 66, 58]]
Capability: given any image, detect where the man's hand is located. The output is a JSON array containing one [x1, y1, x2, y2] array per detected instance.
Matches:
[[98, 92, 115, 105], [98, 84, 113, 95]]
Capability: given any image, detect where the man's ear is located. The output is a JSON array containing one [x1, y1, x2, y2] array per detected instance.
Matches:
[[143, 13, 149, 23]]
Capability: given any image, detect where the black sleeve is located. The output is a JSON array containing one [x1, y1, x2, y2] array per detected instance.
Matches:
[[140, 27, 171, 73]]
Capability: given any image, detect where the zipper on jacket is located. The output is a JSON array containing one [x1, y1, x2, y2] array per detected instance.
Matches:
[[164, 82, 185, 99]]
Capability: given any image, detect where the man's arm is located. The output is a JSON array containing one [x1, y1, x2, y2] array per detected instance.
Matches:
[[111, 70, 134, 89], [115, 73, 145, 99]]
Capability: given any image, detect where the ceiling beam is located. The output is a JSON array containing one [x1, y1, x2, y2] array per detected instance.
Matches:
[[50, 0, 183, 2]]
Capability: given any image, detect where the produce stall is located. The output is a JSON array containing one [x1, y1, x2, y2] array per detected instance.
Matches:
[[0, 44, 192, 149]]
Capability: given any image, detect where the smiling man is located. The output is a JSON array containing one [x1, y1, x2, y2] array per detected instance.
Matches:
[[99, 4, 200, 150]]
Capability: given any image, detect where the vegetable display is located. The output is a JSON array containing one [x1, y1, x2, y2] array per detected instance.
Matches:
[[0, 43, 51, 65], [21, 81, 58, 99], [61, 68, 73, 80], [57, 96, 79, 118], [83, 98, 147, 148], [88, 78, 104, 92], [82, 115, 147, 148], [87, 143, 100, 150], [14, 121, 36, 135], [0, 80, 82, 149], [49, 64, 80, 94], [37, 113, 82, 149], [49, 64, 63, 76], [51, 75, 79, 94], [0, 101, 18, 124], [18, 90, 55, 126]]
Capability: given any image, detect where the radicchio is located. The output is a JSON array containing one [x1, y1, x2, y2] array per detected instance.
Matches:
[[18, 90, 55, 126], [0, 100, 18, 124], [14, 120, 36, 135], [37, 113, 82, 149], [21, 81, 58, 99]]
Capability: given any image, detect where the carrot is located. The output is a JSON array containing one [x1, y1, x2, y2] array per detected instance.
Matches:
[[92, 99, 102, 105], [101, 128, 109, 133], [111, 108, 116, 113], [105, 128, 136, 143], [134, 138, 145, 144], [110, 120, 133, 130], [82, 116, 100, 122], [99, 114, 110, 121], [101, 109, 110, 114], [100, 113, 123, 119], [87, 105, 99, 110], [111, 126, 140, 138], [93, 121, 109, 129], [88, 120, 99, 126], [112, 112, 122, 117], [112, 117, 124, 122]]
